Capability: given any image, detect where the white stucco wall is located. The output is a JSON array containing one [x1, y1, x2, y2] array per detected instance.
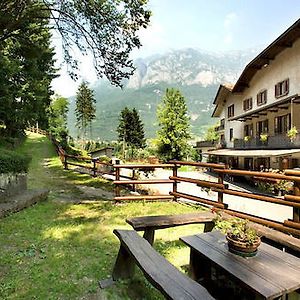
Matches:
[[222, 39, 300, 145]]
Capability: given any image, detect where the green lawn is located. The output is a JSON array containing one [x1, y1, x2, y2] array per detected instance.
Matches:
[[0, 133, 207, 299]]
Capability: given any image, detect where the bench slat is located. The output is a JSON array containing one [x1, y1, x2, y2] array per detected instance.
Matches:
[[113, 229, 215, 300], [126, 211, 215, 231]]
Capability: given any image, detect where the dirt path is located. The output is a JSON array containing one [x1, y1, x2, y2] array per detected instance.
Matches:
[[24, 132, 114, 203]]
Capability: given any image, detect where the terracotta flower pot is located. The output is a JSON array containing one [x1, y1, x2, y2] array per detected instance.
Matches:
[[226, 234, 261, 257]]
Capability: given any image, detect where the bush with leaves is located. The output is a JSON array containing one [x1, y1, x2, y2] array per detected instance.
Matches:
[[0, 150, 31, 174]]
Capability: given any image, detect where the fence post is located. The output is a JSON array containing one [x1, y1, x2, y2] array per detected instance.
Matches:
[[132, 169, 136, 192], [92, 159, 97, 177], [293, 180, 300, 222], [172, 163, 178, 201], [115, 160, 120, 202], [217, 171, 224, 204], [63, 151, 68, 170]]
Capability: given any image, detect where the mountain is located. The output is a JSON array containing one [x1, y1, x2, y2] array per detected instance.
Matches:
[[67, 48, 259, 141]]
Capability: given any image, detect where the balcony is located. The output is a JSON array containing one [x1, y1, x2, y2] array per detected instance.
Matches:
[[233, 134, 300, 149], [196, 141, 216, 148], [196, 140, 226, 149], [215, 119, 225, 132]]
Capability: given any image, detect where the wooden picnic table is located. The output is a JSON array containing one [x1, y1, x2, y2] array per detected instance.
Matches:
[[181, 231, 300, 300]]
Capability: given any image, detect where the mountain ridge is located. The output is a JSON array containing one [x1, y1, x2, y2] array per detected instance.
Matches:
[[67, 47, 259, 141]]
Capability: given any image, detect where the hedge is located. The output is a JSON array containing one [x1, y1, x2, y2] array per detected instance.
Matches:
[[0, 150, 31, 174]]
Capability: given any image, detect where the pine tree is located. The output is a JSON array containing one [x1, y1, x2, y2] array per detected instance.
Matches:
[[131, 108, 146, 149], [0, 8, 56, 136], [117, 107, 146, 149], [75, 81, 96, 139], [156, 88, 191, 162]]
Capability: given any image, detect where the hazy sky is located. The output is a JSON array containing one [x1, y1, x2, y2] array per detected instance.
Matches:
[[52, 0, 300, 97]]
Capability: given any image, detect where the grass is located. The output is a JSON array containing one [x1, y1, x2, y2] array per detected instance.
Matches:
[[0, 133, 207, 300]]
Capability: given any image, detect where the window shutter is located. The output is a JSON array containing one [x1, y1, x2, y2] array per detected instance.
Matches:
[[275, 83, 279, 97], [285, 79, 289, 94], [274, 117, 278, 134]]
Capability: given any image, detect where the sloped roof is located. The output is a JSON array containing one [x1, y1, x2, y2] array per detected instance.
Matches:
[[211, 84, 233, 117], [232, 18, 300, 93]]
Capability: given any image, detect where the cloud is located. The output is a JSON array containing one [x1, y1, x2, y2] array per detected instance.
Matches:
[[224, 12, 238, 29], [224, 12, 238, 45], [131, 20, 168, 57]]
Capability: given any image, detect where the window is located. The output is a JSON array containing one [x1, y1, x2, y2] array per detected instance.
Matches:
[[228, 104, 234, 118], [257, 90, 267, 106], [244, 158, 253, 170], [229, 128, 233, 141], [275, 79, 289, 98], [243, 98, 252, 111], [256, 120, 268, 136], [274, 113, 291, 134], [244, 124, 253, 137], [220, 118, 225, 129]]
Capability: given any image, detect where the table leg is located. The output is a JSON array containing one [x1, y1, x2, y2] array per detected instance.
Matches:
[[189, 249, 211, 285]]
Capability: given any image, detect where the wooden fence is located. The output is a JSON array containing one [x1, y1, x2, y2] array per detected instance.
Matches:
[[113, 160, 300, 237], [27, 126, 116, 178], [26, 127, 300, 237]]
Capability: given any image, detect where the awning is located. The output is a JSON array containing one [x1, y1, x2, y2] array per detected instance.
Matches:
[[204, 148, 300, 157]]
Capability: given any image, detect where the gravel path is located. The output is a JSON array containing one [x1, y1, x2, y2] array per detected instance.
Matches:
[[141, 169, 293, 223]]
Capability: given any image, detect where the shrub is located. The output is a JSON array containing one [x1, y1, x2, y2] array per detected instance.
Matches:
[[0, 150, 31, 174]]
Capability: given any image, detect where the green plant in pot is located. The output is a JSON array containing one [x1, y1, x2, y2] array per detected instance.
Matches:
[[214, 216, 261, 257], [260, 133, 268, 143], [244, 135, 251, 142], [287, 126, 298, 141]]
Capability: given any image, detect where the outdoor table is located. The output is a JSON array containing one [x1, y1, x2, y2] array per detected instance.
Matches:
[[180, 231, 300, 300]]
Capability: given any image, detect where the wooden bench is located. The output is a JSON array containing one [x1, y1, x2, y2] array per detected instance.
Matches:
[[101, 229, 215, 300], [126, 211, 215, 245]]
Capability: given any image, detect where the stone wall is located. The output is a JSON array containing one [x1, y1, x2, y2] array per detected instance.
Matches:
[[0, 173, 27, 203]]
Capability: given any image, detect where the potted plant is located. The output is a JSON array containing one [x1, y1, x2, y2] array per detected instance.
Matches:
[[244, 135, 251, 142], [260, 133, 268, 143], [287, 126, 298, 141], [214, 215, 261, 257]]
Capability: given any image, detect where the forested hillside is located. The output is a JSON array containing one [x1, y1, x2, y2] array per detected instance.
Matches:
[[68, 48, 258, 140]]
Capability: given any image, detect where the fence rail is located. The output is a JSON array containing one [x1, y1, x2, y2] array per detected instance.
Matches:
[[26, 127, 300, 237], [113, 160, 300, 237]]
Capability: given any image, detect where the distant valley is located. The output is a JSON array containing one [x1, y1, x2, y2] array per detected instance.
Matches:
[[67, 48, 259, 141]]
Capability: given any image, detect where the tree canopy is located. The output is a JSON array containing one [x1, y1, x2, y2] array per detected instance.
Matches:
[[48, 94, 69, 138], [0, 6, 56, 136], [156, 88, 191, 162], [0, 0, 151, 86]]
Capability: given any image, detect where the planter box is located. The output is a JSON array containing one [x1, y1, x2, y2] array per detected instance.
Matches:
[[0, 173, 27, 202]]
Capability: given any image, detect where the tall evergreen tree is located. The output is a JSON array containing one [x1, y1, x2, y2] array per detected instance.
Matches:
[[156, 88, 191, 162], [75, 81, 96, 139], [0, 6, 56, 136], [131, 108, 146, 149], [117, 107, 146, 149]]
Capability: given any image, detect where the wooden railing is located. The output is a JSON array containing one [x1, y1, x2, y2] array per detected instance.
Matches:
[[27, 126, 116, 178], [27, 126, 48, 136], [114, 163, 175, 202], [114, 160, 300, 237]]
